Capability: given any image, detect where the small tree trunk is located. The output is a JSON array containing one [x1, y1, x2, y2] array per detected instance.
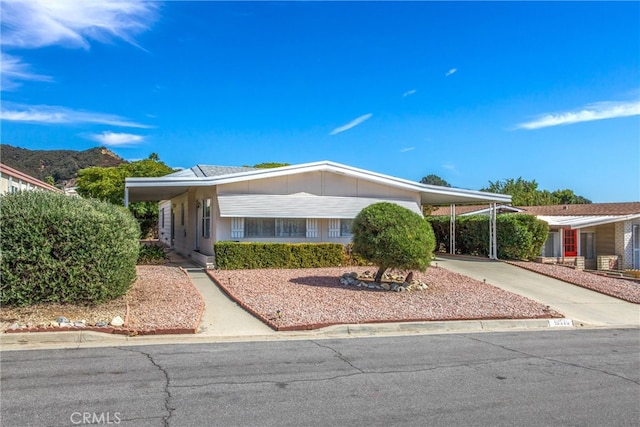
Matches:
[[374, 266, 387, 283]]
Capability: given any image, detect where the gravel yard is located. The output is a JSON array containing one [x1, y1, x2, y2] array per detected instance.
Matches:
[[4, 259, 638, 333], [1, 265, 204, 333], [210, 266, 563, 330], [507, 261, 640, 304]]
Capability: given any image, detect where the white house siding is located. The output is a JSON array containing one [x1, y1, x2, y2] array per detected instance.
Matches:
[[158, 200, 172, 246], [170, 193, 190, 255], [193, 186, 218, 256]]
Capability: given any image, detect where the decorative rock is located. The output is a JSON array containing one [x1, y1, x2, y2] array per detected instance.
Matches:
[[405, 272, 414, 283], [381, 283, 391, 290], [349, 272, 359, 279], [10, 323, 19, 330], [110, 316, 125, 327], [49, 321, 59, 328], [73, 321, 86, 327], [367, 284, 376, 289], [59, 322, 73, 327], [56, 316, 69, 324], [95, 321, 108, 327]]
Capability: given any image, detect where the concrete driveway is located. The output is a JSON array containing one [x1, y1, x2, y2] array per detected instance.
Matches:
[[435, 255, 640, 328]]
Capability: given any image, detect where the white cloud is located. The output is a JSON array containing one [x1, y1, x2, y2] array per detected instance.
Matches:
[[515, 100, 640, 130], [0, 0, 158, 50], [442, 163, 459, 174], [329, 113, 373, 135], [87, 131, 145, 146], [400, 147, 415, 153], [1, 52, 52, 90], [445, 68, 457, 77], [0, 103, 152, 128], [403, 89, 416, 97]]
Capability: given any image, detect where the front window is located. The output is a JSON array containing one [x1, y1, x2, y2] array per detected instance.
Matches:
[[201, 199, 211, 238], [245, 218, 306, 238]]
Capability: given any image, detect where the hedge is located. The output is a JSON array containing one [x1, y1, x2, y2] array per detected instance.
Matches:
[[214, 242, 347, 269], [0, 191, 140, 306], [427, 214, 548, 260]]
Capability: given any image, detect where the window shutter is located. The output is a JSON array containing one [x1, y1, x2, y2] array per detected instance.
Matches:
[[328, 219, 340, 238], [306, 218, 318, 238], [231, 217, 244, 239]]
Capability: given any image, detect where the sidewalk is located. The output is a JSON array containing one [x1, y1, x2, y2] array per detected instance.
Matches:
[[2, 255, 638, 351]]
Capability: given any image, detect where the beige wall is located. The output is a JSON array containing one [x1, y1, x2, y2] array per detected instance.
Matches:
[[218, 171, 419, 202], [595, 223, 615, 255]]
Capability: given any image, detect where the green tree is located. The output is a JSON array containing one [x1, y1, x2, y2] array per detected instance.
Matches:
[[351, 202, 436, 283], [482, 178, 591, 206], [420, 174, 451, 187], [551, 189, 591, 204], [76, 153, 174, 237], [482, 177, 555, 206], [252, 162, 290, 169], [44, 176, 55, 186]]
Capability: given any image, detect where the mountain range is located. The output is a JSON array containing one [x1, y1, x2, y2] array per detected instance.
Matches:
[[0, 144, 126, 186]]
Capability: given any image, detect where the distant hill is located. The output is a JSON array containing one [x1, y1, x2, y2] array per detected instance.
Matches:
[[0, 144, 126, 186]]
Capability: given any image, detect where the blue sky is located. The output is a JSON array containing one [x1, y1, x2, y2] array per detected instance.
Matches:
[[1, 1, 639, 203]]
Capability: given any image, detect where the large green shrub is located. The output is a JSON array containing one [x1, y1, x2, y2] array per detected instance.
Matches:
[[351, 202, 436, 282], [1, 191, 140, 306], [427, 213, 548, 260], [214, 242, 345, 269]]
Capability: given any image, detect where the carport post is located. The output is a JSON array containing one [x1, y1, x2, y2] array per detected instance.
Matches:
[[449, 204, 456, 255], [489, 202, 497, 259], [124, 187, 129, 208]]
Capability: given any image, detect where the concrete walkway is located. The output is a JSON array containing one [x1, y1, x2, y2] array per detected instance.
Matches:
[[170, 259, 275, 337], [435, 255, 640, 327]]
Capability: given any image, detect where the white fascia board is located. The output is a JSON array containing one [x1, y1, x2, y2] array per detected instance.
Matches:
[[537, 213, 640, 229], [125, 160, 511, 204]]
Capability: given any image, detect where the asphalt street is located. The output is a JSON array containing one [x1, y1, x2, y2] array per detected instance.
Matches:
[[1, 328, 638, 427]]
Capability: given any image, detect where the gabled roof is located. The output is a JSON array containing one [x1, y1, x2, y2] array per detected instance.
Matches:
[[125, 160, 511, 205], [520, 203, 640, 216]]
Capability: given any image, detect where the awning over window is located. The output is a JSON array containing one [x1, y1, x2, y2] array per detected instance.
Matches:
[[217, 193, 422, 218]]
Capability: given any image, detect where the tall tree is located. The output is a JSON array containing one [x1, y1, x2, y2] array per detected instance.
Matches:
[[482, 177, 591, 206], [77, 153, 174, 237], [420, 174, 451, 187]]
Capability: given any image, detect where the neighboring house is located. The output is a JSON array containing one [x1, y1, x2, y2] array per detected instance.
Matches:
[[431, 202, 640, 271], [125, 161, 510, 267], [522, 203, 640, 271], [0, 163, 62, 195]]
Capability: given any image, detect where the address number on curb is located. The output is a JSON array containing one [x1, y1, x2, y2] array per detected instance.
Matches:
[[549, 318, 574, 327]]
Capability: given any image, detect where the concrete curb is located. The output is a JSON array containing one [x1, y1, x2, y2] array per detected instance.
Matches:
[[1, 317, 609, 350]]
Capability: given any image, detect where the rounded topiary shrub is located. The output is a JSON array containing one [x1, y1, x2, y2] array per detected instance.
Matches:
[[351, 202, 436, 283], [1, 191, 140, 306]]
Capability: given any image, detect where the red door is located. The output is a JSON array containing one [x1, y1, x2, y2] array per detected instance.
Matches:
[[563, 229, 577, 257]]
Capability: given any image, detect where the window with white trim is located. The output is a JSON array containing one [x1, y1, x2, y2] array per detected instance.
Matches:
[[201, 199, 211, 238], [245, 218, 306, 238]]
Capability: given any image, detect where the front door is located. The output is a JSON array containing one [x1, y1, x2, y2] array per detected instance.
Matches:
[[563, 229, 577, 257]]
